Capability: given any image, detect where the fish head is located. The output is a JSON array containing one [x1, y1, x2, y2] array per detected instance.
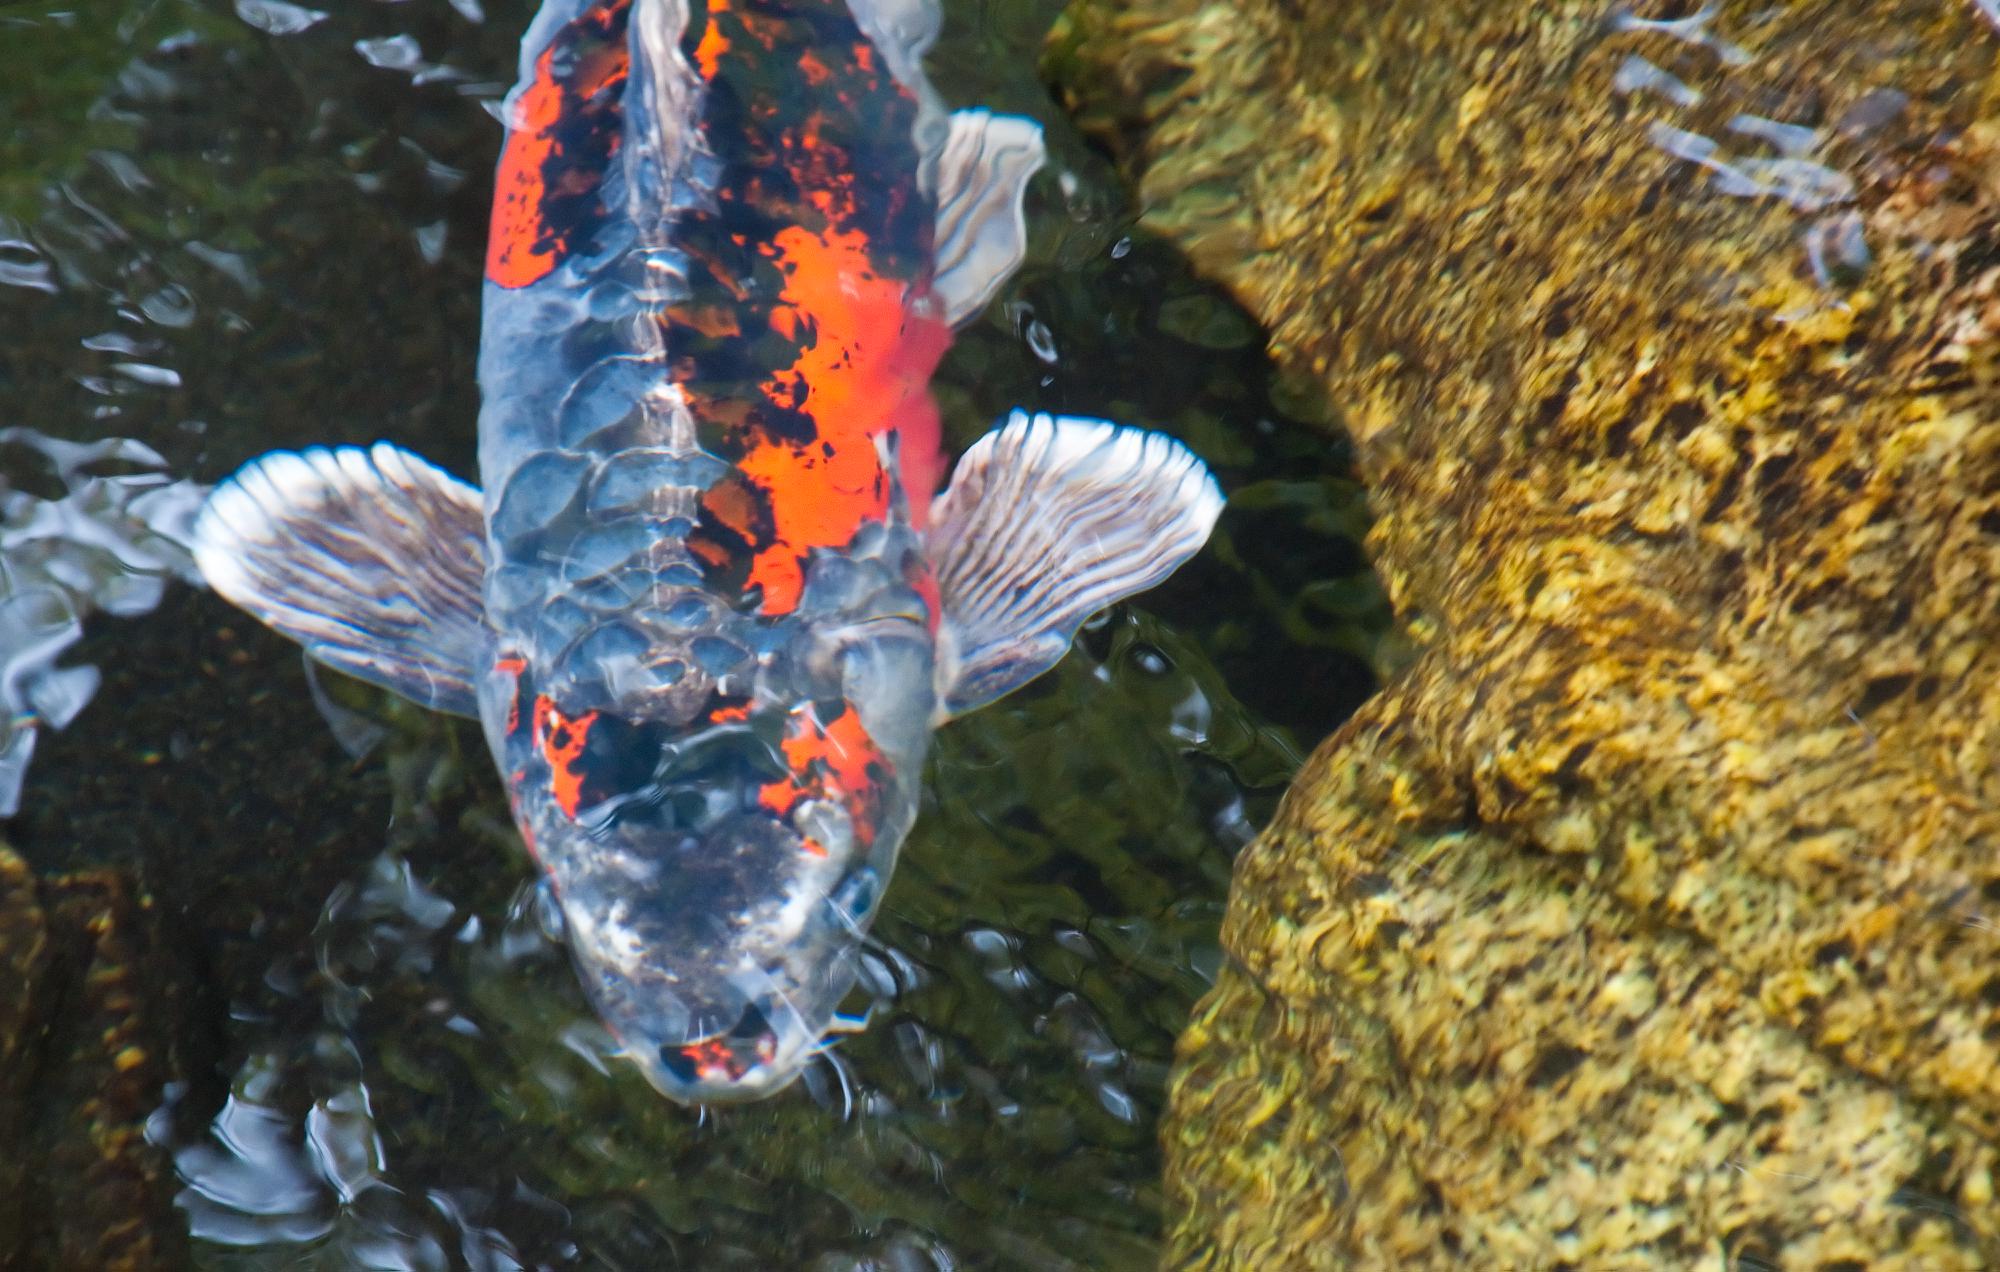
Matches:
[[490, 634, 933, 1103], [554, 796, 889, 1105]]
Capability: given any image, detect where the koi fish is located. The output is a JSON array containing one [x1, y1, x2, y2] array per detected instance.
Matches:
[[190, 0, 1221, 1102]]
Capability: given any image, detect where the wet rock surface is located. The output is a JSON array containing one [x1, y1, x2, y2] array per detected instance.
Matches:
[[0, 843, 185, 1270], [1057, 0, 2000, 1264], [0, 0, 1386, 1265]]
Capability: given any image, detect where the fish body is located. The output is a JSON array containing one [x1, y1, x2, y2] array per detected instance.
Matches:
[[193, 0, 1222, 1102]]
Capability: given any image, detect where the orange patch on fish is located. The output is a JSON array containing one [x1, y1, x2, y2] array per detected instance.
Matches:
[[733, 224, 951, 612], [496, 655, 528, 733], [683, 1039, 733, 1078], [487, 62, 564, 287], [486, 1, 631, 289], [689, 0, 731, 79], [909, 567, 942, 636], [533, 695, 600, 819], [676, 1031, 773, 1079], [758, 703, 884, 851]]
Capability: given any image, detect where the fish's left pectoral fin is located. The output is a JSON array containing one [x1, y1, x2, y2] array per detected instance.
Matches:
[[931, 109, 1045, 327], [192, 443, 490, 717], [925, 410, 1224, 719]]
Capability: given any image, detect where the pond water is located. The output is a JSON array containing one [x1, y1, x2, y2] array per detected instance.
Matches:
[[0, 1, 1382, 1266]]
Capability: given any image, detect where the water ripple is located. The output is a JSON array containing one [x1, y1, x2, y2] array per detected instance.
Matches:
[[234, 0, 328, 38], [1609, 3, 1882, 303], [0, 429, 202, 814]]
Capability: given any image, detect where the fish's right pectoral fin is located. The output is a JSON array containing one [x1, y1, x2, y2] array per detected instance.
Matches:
[[192, 443, 490, 717], [930, 109, 1046, 326], [925, 411, 1224, 720]]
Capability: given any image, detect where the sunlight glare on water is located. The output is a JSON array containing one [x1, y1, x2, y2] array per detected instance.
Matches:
[[0, 429, 203, 814], [1598, 0, 1957, 310]]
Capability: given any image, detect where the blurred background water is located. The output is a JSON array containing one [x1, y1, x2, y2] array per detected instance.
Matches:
[[0, 0, 1385, 1266]]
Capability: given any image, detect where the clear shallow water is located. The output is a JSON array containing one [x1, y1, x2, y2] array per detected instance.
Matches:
[[0, 1, 1381, 1266]]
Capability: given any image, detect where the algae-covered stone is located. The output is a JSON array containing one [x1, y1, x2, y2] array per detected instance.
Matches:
[[0, 843, 184, 1269], [1056, 0, 2000, 1263]]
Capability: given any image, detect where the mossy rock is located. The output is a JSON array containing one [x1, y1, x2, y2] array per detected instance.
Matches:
[[1056, 0, 2000, 1264], [0, 844, 185, 1269]]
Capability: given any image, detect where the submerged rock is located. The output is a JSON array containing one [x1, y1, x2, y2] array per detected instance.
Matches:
[[1058, 0, 2000, 1263], [0, 843, 185, 1269]]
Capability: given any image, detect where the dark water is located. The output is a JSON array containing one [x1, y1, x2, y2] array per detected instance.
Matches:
[[0, 1, 1381, 1266]]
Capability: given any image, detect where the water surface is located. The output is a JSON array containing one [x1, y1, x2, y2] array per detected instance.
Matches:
[[0, 1, 1380, 1265]]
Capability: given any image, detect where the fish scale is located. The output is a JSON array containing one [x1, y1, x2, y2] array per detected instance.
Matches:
[[483, 0, 941, 623]]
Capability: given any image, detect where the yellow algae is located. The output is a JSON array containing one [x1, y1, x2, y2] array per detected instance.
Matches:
[[1059, 0, 2000, 1262], [0, 843, 180, 1267]]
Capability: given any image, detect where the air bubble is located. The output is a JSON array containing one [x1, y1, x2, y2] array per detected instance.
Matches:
[[1025, 318, 1057, 364]]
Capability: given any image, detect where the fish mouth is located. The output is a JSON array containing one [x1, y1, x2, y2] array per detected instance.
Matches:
[[645, 999, 816, 1103]]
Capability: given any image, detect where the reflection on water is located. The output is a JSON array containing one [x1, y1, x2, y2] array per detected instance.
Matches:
[[1607, 2, 1750, 67], [1, 0, 1376, 1266], [1608, 0, 1880, 302], [0, 428, 202, 813]]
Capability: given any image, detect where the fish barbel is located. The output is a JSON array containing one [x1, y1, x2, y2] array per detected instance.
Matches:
[[192, 0, 1221, 1102]]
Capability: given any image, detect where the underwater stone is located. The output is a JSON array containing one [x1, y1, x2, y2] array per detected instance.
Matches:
[[0, 843, 186, 1267], [1059, 0, 2000, 1263]]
